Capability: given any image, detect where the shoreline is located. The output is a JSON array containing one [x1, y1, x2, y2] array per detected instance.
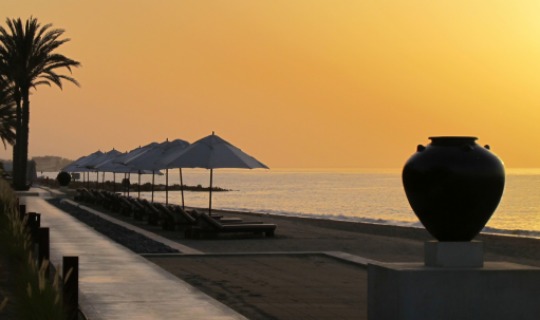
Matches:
[[35, 178, 231, 192], [192, 205, 540, 249]]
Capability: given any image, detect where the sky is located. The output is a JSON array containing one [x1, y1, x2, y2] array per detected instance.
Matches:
[[2, 1, 540, 168]]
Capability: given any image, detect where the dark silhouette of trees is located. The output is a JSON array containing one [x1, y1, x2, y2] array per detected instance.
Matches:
[[0, 16, 80, 190], [0, 77, 16, 148]]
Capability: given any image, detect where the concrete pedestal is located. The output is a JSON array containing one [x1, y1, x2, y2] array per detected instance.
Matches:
[[425, 240, 484, 267], [367, 242, 540, 320], [368, 262, 540, 320]]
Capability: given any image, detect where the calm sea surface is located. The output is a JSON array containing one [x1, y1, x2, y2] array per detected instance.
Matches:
[[40, 168, 540, 238]]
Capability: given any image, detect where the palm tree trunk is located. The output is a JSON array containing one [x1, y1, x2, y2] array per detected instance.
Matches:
[[12, 93, 23, 189], [14, 89, 29, 190]]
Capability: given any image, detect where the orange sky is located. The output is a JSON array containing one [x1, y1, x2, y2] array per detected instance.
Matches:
[[2, 1, 540, 168]]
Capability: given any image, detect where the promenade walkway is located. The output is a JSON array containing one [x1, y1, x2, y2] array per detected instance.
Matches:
[[20, 189, 246, 320]]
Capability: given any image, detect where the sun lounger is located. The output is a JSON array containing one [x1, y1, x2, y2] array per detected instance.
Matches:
[[161, 205, 198, 230], [92, 190, 121, 211], [186, 212, 276, 239], [137, 199, 161, 226], [91, 189, 108, 205], [151, 203, 182, 231], [123, 197, 148, 220], [75, 188, 97, 203], [74, 188, 85, 201], [117, 196, 137, 216]]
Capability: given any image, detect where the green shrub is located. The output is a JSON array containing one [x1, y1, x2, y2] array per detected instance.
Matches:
[[0, 179, 65, 319], [56, 171, 71, 187]]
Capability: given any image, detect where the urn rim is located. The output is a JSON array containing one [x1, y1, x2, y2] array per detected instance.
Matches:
[[428, 136, 478, 146]]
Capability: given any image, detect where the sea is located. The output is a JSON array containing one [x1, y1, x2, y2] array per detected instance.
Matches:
[[39, 168, 540, 239]]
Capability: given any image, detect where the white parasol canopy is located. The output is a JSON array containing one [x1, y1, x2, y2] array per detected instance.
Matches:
[[166, 132, 268, 214], [115, 142, 161, 197], [83, 149, 122, 170], [124, 139, 189, 170], [167, 133, 268, 170], [123, 139, 189, 203], [62, 150, 104, 172]]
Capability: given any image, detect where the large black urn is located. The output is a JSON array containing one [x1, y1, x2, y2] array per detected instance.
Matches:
[[402, 136, 505, 241]]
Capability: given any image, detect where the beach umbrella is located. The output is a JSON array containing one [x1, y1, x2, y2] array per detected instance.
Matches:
[[153, 139, 190, 206], [123, 139, 189, 203], [166, 132, 268, 215], [123, 141, 165, 201], [83, 149, 122, 189], [62, 150, 104, 172], [116, 142, 160, 197], [119, 142, 160, 164], [84, 149, 122, 169], [62, 150, 105, 188], [94, 152, 154, 192]]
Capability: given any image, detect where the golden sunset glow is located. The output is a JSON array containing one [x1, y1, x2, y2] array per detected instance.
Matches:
[[3, 1, 540, 168]]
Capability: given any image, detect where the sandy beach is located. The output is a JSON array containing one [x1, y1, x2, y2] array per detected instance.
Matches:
[[59, 201, 540, 320], [141, 209, 540, 266]]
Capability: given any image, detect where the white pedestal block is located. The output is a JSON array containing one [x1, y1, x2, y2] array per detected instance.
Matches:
[[425, 241, 483, 267], [368, 261, 540, 320]]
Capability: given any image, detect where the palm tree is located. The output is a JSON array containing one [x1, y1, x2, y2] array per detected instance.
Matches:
[[0, 17, 80, 190], [0, 76, 16, 148]]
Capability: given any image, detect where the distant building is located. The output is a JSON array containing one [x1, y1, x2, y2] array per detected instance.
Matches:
[[32, 156, 73, 172]]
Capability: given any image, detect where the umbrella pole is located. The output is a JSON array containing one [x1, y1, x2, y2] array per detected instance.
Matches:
[[151, 171, 155, 202], [96, 171, 99, 189], [209, 168, 213, 216], [127, 172, 131, 197], [179, 168, 185, 210], [113, 172, 116, 192], [165, 169, 169, 205], [138, 172, 141, 199]]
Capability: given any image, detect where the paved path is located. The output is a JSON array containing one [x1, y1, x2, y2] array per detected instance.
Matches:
[[21, 190, 246, 320]]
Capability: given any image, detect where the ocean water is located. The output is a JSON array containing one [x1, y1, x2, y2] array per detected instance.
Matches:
[[40, 168, 540, 238]]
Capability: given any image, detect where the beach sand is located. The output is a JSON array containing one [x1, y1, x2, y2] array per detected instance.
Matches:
[[123, 209, 540, 320], [148, 254, 367, 320]]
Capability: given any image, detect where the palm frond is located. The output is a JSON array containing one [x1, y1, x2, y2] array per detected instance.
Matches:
[[0, 16, 81, 90]]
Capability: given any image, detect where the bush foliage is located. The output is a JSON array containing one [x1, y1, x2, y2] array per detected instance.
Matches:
[[0, 179, 65, 319], [56, 171, 71, 187]]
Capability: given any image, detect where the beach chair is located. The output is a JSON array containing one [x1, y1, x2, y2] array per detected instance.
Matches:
[[74, 188, 85, 201], [95, 190, 120, 211], [138, 199, 161, 226], [152, 203, 180, 231], [165, 205, 199, 230], [168, 207, 239, 228], [124, 197, 148, 220], [186, 212, 276, 239], [90, 189, 107, 205], [108, 192, 123, 211], [117, 196, 137, 216], [77, 188, 97, 203], [187, 209, 243, 223]]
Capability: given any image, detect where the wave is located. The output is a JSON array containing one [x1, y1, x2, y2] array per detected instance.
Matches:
[[481, 226, 540, 239], [220, 206, 540, 239], [221, 206, 425, 228]]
